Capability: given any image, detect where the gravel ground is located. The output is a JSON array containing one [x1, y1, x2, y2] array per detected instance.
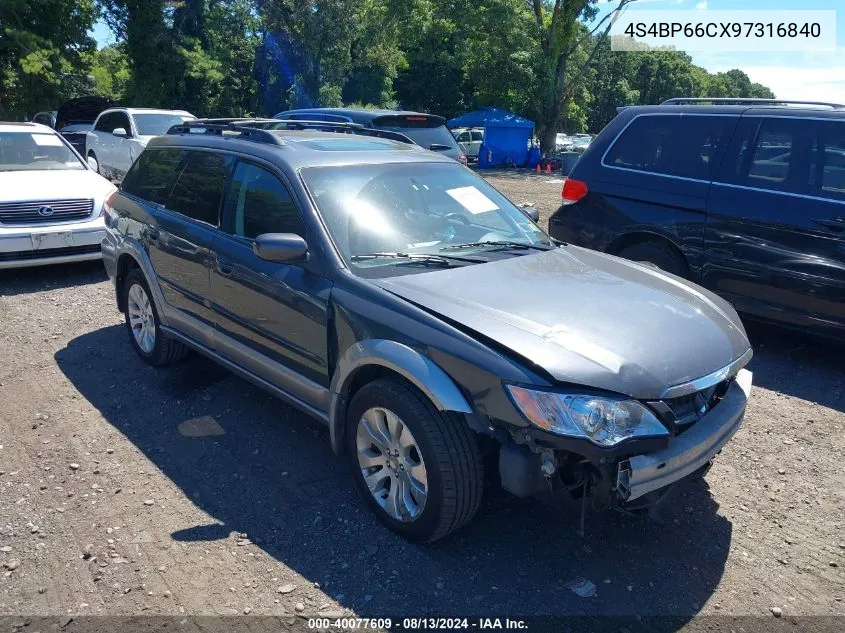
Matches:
[[0, 172, 843, 627]]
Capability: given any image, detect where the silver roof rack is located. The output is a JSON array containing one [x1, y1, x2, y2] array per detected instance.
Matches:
[[661, 98, 845, 110], [167, 117, 416, 146], [167, 119, 286, 145]]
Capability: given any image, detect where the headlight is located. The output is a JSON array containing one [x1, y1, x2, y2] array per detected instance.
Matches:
[[506, 386, 669, 447]]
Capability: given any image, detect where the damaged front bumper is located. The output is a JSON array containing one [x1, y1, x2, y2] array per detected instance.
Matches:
[[617, 368, 752, 502]]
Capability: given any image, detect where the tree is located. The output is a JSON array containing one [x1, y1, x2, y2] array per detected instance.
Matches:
[[528, 0, 638, 151], [0, 0, 98, 119], [87, 43, 131, 100], [256, 0, 395, 110], [98, 0, 261, 116]]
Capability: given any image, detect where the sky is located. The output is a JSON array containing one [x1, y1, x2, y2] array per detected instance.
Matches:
[[599, 0, 845, 103], [90, 0, 845, 105]]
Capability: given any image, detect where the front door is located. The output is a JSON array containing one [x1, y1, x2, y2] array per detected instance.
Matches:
[[108, 111, 135, 179], [705, 115, 845, 337], [209, 160, 332, 406]]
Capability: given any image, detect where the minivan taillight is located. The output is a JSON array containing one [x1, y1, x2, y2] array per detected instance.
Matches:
[[561, 178, 588, 205]]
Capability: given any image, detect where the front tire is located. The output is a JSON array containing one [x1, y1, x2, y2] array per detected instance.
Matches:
[[87, 152, 99, 174], [122, 269, 188, 366], [347, 378, 483, 542]]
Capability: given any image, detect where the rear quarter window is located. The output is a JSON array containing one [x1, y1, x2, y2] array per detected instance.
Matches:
[[120, 148, 186, 205], [604, 114, 736, 181]]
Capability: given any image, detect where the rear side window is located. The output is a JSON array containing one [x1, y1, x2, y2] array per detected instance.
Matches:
[[812, 121, 845, 202], [166, 151, 233, 226], [604, 115, 734, 180], [471, 130, 483, 142], [222, 162, 305, 239], [747, 121, 801, 189], [121, 148, 185, 205], [373, 115, 458, 150]]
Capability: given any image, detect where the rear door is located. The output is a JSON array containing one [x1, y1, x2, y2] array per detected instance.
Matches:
[[124, 149, 233, 339], [209, 160, 332, 395], [562, 113, 737, 275], [705, 115, 845, 336]]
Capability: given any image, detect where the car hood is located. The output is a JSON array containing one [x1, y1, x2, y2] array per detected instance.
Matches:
[[370, 246, 751, 399], [0, 170, 114, 203]]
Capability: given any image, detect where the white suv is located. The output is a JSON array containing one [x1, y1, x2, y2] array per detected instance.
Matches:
[[0, 123, 115, 269], [86, 108, 194, 181]]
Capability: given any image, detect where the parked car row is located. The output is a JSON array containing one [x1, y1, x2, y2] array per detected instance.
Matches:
[[16, 97, 841, 544]]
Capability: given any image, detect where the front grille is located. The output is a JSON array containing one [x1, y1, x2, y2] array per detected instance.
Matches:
[[0, 199, 94, 225], [663, 379, 731, 432], [0, 244, 101, 262]]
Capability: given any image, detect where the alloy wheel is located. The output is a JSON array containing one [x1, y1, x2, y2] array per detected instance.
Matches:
[[355, 406, 428, 522], [127, 283, 156, 354]]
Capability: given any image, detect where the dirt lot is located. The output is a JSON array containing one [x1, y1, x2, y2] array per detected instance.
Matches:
[[0, 172, 843, 628]]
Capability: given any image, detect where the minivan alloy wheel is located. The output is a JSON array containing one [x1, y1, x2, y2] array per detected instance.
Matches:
[[356, 406, 428, 522], [127, 283, 156, 354]]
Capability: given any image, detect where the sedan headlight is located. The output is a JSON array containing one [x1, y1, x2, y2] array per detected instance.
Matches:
[[506, 386, 669, 446]]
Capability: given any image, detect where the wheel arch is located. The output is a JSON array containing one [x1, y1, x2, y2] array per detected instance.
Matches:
[[328, 340, 473, 455], [112, 240, 169, 324], [606, 231, 690, 275], [115, 252, 141, 312]]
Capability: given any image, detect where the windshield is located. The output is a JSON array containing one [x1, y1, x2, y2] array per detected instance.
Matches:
[[301, 162, 552, 275], [0, 132, 86, 171], [133, 113, 194, 136]]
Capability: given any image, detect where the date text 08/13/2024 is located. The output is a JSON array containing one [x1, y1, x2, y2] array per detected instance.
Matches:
[[307, 618, 529, 630]]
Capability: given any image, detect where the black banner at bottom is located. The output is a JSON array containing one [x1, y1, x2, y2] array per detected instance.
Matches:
[[1, 615, 843, 633]]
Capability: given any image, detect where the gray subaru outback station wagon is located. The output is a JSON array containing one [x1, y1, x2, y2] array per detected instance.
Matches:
[[102, 119, 754, 542]]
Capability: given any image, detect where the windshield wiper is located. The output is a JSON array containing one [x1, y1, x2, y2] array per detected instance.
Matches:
[[350, 252, 485, 266], [440, 240, 554, 252]]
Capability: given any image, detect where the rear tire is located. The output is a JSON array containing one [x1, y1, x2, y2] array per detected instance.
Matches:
[[347, 378, 483, 542], [122, 269, 188, 366], [617, 241, 688, 278]]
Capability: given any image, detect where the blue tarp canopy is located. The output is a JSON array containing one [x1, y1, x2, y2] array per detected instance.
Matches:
[[448, 107, 534, 168]]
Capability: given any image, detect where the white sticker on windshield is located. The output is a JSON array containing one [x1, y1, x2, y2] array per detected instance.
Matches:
[[446, 186, 499, 214], [31, 134, 63, 146]]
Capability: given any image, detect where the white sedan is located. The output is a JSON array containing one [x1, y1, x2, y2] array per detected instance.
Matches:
[[0, 123, 116, 269]]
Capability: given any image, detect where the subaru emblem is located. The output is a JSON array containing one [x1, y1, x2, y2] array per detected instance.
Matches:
[[37, 205, 55, 217]]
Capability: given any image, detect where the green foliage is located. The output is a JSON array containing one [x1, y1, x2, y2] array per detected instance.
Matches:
[[2, 0, 778, 139], [0, 0, 98, 118], [87, 44, 131, 100]]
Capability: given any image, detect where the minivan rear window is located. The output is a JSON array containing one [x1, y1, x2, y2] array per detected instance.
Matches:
[[372, 115, 459, 151], [604, 115, 735, 181]]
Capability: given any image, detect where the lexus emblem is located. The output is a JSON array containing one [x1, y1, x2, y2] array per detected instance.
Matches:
[[37, 205, 55, 217]]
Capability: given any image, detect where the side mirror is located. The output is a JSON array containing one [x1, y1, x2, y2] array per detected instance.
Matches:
[[112, 127, 129, 138], [253, 233, 308, 263], [519, 203, 540, 223]]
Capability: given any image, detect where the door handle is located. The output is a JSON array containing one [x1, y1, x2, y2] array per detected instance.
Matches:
[[215, 256, 234, 276]]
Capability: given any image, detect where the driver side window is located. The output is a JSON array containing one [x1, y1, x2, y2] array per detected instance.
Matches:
[[223, 162, 305, 239]]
